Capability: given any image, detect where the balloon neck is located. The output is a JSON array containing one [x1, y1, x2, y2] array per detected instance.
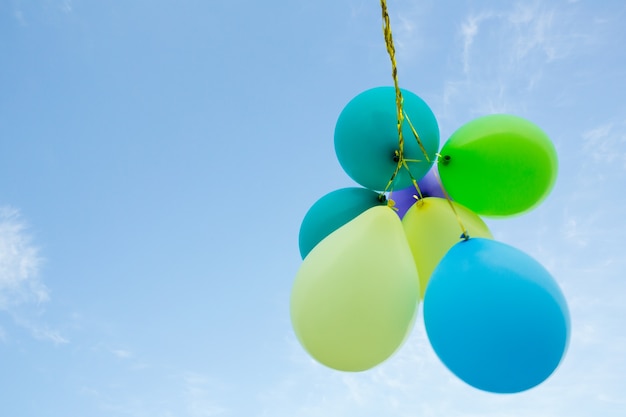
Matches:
[[441, 155, 451, 165], [460, 231, 470, 241], [392, 150, 401, 163]]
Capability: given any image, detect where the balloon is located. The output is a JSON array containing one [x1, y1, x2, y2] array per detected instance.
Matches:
[[391, 166, 448, 218], [402, 197, 492, 298], [291, 206, 419, 372], [424, 238, 570, 393], [389, 187, 419, 219], [298, 187, 384, 259], [334, 87, 440, 191], [416, 165, 447, 199], [438, 114, 558, 217]]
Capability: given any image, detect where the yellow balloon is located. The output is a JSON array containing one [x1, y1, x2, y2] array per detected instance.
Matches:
[[290, 206, 419, 372], [402, 197, 493, 299]]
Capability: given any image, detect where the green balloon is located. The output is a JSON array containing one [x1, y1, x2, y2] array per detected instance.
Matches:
[[438, 114, 558, 217]]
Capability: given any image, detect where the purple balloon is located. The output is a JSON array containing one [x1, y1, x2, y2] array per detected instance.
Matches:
[[419, 167, 447, 199], [390, 187, 419, 218], [391, 167, 448, 218]]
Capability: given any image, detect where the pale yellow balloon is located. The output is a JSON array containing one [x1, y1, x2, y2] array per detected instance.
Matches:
[[290, 206, 419, 372], [402, 197, 493, 299]]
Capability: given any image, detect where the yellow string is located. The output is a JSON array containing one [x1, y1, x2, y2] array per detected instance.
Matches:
[[404, 110, 430, 163], [380, 0, 468, 240], [380, 0, 405, 161], [434, 154, 469, 240], [380, 0, 430, 195]]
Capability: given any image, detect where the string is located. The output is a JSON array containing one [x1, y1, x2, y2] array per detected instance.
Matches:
[[379, 0, 469, 240], [404, 110, 430, 163], [435, 153, 469, 240], [380, 0, 405, 161], [380, 0, 429, 200]]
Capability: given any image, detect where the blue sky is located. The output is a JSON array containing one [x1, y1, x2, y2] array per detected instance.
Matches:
[[1, 0, 625, 416]]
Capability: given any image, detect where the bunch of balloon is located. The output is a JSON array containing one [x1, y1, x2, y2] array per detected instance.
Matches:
[[421, 114, 570, 393], [290, 87, 570, 395], [291, 86, 440, 371]]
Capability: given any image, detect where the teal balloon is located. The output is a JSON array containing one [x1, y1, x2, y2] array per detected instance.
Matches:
[[424, 238, 570, 393], [334, 87, 440, 191], [298, 187, 384, 259]]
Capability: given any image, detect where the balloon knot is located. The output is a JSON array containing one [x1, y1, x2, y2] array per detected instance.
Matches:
[[460, 231, 470, 241], [392, 150, 400, 163], [441, 155, 451, 165], [377, 193, 387, 203]]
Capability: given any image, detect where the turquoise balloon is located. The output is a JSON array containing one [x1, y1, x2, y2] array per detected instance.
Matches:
[[424, 238, 570, 393], [298, 187, 384, 259], [334, 87, 440, 191]]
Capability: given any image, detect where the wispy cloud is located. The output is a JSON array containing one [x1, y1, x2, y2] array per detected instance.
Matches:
[[10, 0, 26, 25], [13, 316, 69, 344], [61, 0, 73, 14], [0, 206, 47, 309], [263, 310, 625, 417], [582, 122, 626, 168], [434, 0, 601, 129], [460, 11, 495, 75], [82, 369, 229, 417], [111, 348, 133, 359], [374, 0, 435, 69], [557, 119, 626, 253], [0, 206, 67, 344], [182, 373, 228, 417], [10, 0, 74, 25]]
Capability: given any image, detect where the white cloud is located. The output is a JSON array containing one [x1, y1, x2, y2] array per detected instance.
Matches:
[[508, 4, 556, 60], [26, 320, 69, 344], [434, 0, 599, 126], [112, 348, 133, 359], [0, 206, 48, 309], [384, 0, 434, 67], [261, 311, 626, 416], [460, 11, 495, 74], [10, 0, 26, 25], [10, 0, 74, 25], [582, 122, 626, 168], [0, 206, 68, 344], [61, 0, 73, 13], [79, 368, 229, 417], [13, 9, 26, 25], [183, 373, 228, 417]]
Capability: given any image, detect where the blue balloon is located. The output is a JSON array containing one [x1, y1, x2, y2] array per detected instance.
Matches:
[[334, 87, 440, 191], [424, 238, 570, 393], [298, 187, 384, 259]]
